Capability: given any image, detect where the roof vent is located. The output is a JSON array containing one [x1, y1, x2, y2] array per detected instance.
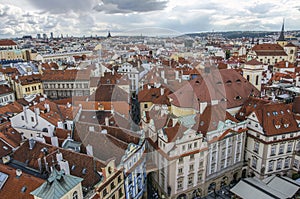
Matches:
[[16, 169, 22, 178]]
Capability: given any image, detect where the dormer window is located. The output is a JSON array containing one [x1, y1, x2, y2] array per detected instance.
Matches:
[[267, 112, 270, 116], [235, 96, 242, 100], [239, 112, 244, 116], [226, 80, 232, 85], [275, 124, 281, 129]]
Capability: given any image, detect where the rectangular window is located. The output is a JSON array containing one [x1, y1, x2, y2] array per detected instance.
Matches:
[[194, 142, 197, 148], [178, 157, 183, 164], [279, 144, 284, 154], [188, 175, 193, 186], [199, 160, 203, 168], [198, 172, 202, 182], [277, 159, 282, 170], [178, 168, 183, 174], [287, 142, 292, 153], [284, 158, 290, 168], [270, 145, 276, 156], [103, 189, 107, 197], [21, 116, 24, 120], [188, 144, 192, 150], [31, 117, 34, 122], [189, 164, 194, 171], [144, 104, 148, 109], [252, 157, 257, 169], [268, 161, 274, 172], [294, 159, 299, 168], [177, 179, 183, 190], [254, 141, 259, 153], [190, 154, 194, 160]]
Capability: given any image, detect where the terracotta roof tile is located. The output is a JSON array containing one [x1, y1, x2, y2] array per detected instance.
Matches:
[[0, 164, 44, 199]]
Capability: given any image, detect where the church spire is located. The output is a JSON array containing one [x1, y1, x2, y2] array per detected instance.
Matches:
[[277, 19, 285, 41], [107, 31, 112, 38]]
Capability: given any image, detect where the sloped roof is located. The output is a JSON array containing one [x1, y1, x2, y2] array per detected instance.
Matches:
[[0, 164, 44, 199], [169, 69, 259, 109], [253, 103, 300, 136], [31, 168, 83, 199], [0, 39, 17, 46]]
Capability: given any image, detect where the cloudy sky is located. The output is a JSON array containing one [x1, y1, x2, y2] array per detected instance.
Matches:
[[0, 0, 299, 38]]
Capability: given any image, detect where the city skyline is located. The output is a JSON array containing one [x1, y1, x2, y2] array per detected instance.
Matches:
[[0, 0, 300, 38]]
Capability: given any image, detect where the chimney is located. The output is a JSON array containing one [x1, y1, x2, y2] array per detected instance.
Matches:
[[161, 70, 165, 79], [56, 151, 63, 161], [59, 159, 70, 175], [285, 61, 288, 68], [160, 87, 165, 96], [44, 103, 50, 113], [175, 70, 179, 79], [86, 144, 93, 156], [105, 117, 109, 126], [16, 169, 22, 178], [37, 158, 42, 172], [29, 139, 36, 150], [51, 136, 59, 147], [138, 60, 141, 69]]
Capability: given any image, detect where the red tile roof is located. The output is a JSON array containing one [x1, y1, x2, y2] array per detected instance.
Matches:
[[169, 69, 259, 109], [12, 140, 103, 189], [0, 39, 17, 46], [0, 164, 44, 199], [253, 103, 300, 136], [0, 85, 13, 95]]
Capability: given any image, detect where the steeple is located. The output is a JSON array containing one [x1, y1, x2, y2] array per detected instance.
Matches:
[[277, 19, 285, 41], [107, 31, 112, 38]]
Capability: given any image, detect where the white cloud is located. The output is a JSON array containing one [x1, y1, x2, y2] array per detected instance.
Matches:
[[0, 0, 299, 38]]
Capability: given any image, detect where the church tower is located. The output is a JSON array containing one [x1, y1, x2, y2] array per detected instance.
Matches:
[[277, 19, 288, 47]]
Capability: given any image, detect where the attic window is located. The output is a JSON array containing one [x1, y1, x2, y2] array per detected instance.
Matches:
[[275, 124, 281, 129], [236, 79, 241, 83], [200, 121, 205, 126], [3, 146, 8, 150], [226, 80, 232, 84], [253, 104, 257, 108], [287, 109, 291, 113], [195, 80, 200, 84], [82, 168, 87, 174], [272, 111, 278, 116], [235, 96, 242, 100], [21, 186, 27, 193], [216, 81, 222, 85], [267, 112, 270, 116], [71, 165, 76, 170], [239, 112, 244, 116], [284, 123, 289, 128], [280, 110, 284, 115]]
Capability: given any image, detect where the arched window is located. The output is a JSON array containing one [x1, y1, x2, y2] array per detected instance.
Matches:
[[73, 191, 78, 199]]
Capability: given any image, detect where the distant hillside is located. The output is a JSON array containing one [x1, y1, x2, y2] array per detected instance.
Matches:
[[184, 30, 300, 39]]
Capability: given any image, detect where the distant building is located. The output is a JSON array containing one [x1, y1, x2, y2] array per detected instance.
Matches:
[[12, 74, 43, 99], [41, 70, 90, 99], [0, 84, 15, 106], [0, 39, 23, 61], [242, 59, 264, 91]]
